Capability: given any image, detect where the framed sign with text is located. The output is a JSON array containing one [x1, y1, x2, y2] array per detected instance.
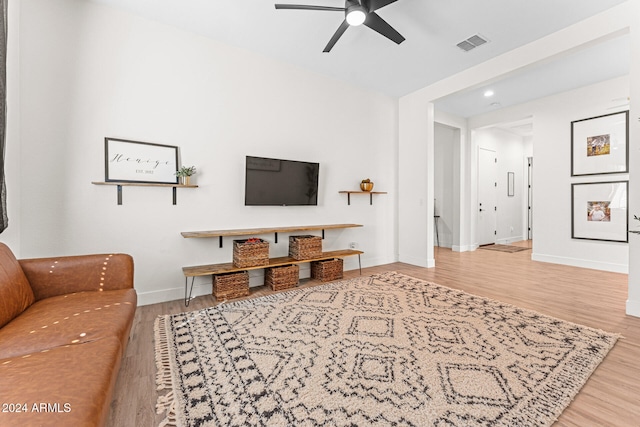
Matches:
[[104, 138, 179, 184]]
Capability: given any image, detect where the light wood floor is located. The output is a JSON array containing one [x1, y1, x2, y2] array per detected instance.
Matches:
[[106, 242, 640, 427]]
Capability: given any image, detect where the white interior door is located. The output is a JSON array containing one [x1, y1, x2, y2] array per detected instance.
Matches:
[[478, 148, 497, 246]]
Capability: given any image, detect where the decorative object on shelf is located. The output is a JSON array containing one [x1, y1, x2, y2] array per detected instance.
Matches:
[[571, 111, 629, 176], [311, 258, 343, 282], [265, 264, 299, 291], [104, 137, 179, 184], [360, 178, 374, 192], [212, 271, 250, 300], [175, 165, 196, 186], [289, 235, 322, 260], [233, 238, 269, 268], [571, 180, 628, 243]]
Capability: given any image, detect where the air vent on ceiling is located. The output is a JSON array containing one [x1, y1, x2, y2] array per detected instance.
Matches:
[[457, 34, 489, 52]]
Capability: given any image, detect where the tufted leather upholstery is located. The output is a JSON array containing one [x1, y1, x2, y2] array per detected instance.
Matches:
[[0, 244, 136, 427]]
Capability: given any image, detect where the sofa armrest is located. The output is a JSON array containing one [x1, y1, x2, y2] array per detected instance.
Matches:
[[19, 253, 134, 301]]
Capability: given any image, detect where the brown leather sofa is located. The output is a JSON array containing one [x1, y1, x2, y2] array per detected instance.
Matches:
[[0, 243, 136, 427]]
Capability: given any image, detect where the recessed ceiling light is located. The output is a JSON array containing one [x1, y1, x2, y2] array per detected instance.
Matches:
[[484, 90, 494, 97]]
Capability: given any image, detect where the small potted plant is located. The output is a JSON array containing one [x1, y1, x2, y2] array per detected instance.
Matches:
[[360, 178, 374, 192], [176, 166, 196, 186]]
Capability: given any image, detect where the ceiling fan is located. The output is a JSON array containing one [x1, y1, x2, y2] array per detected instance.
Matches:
[[275, 0, 405, 52]]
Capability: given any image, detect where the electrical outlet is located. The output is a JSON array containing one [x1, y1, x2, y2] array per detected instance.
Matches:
[[349, 242, 357, 249]]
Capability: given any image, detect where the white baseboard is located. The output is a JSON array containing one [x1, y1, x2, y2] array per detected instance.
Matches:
[[452, 244, 476, 252], [398, 253, 435, 268], [531, 253, 628, 274], [626, 299, 640, 318], [136, 281, 212, 306]]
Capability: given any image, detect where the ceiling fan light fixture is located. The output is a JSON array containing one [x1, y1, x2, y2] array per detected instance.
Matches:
[[346, 6, 366, 26]]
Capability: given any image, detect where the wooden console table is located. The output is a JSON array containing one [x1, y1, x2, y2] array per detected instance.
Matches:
[[182, 250, 363, 306], [180, 223, 364, 305]]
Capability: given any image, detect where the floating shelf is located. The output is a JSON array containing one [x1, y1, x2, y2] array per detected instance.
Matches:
[[92, 181, 198, 205], [181, 223, 363, 248], [339, 191, 387, 205]]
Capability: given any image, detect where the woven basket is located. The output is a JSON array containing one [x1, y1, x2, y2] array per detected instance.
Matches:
[[311, 258, 343, 282], [233, 238, 269, 268], [265, 264, 299, 291], [212, 271, 250, 300], [288, 235, 322, 260]]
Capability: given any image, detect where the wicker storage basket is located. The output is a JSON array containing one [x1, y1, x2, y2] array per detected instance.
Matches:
[[233, 238, 269, 268], [212, 271, 250, 300], [311, 258, 343, 282], [265, 264, 299, 291], [288, 235, 322, 260]]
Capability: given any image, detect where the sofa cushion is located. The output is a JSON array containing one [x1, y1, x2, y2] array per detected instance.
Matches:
[[19, 253, 134, 301], [0, 288, 136, 360], [0, 336, 122, 427], [0, 243, 35, 329]]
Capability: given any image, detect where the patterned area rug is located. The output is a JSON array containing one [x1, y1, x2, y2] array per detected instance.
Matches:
[[155, 272, 618, 427], [479, 244, 532, 253]]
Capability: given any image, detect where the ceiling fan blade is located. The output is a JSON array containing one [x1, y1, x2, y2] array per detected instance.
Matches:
[[364, 11, 405, 44], [323, 20, 350, 52], [367, 0, 397, 12], [275, 4, 345, 11]]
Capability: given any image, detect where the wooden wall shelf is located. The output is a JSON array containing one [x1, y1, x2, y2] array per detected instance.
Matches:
[[92, 181, 198, 205], [181, 223, 363, 247], [339, 191, 387, 205]]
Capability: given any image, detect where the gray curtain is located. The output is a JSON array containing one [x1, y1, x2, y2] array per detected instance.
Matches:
[[0, 0, 7, 233]]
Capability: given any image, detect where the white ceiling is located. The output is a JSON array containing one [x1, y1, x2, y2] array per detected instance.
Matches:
[[89, 0, 629, 117]]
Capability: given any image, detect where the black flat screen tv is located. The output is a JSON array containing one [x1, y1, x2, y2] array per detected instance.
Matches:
[[245, 156, 319, 206]]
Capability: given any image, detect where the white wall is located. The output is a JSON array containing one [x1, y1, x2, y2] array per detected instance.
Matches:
[[435, 111, 470, 251], [469, 77, 629, 272], [398, 98, 434, 267], [626, 0, 640, 316], [400, 2, 633, 275], [16, 0, 398, 305], [434, 123, 456, 248], [530, 79, 629, 273], [473, 127, 526, 245]]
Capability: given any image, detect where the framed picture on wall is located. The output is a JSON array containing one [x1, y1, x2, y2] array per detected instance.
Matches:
[[104, 138, 179, 184], [507, 172, 515, 197], [570, 110, 628, 176], [571, 180, 628, 243]]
